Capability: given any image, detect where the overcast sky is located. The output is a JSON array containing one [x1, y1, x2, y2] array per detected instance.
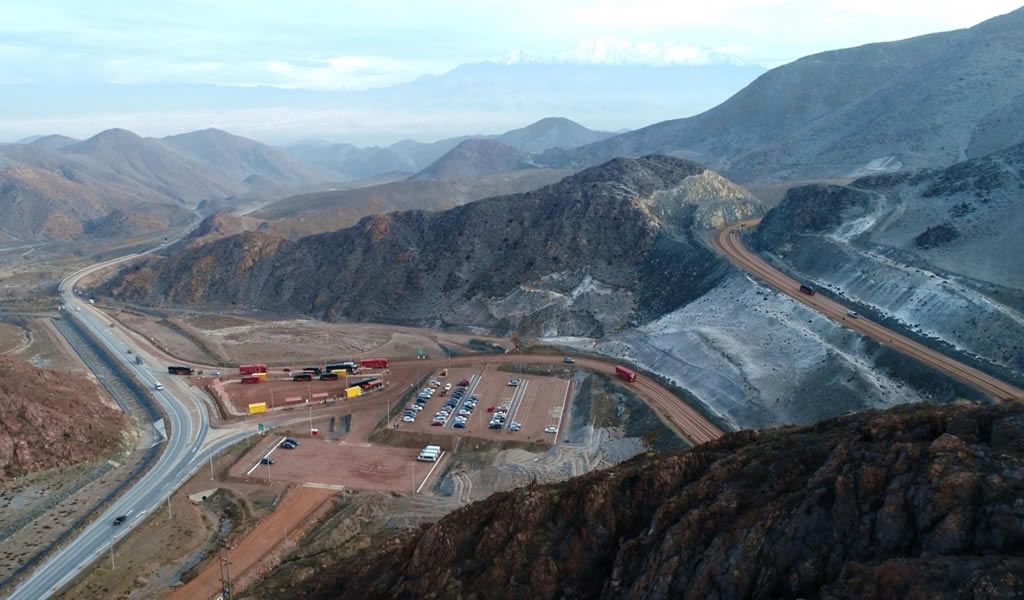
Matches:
[[3, 0, 1021, 90]]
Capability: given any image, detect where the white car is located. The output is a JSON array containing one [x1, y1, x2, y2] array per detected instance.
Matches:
[[544, 426, 558, 434], [444, 383, 452, 391], [154, 383, 164, 391], [402, 416, 415, 423], [410, 404, 423, 411]]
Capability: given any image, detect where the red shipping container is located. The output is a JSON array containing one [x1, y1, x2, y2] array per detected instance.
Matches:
[[241, 376, 261, 384]]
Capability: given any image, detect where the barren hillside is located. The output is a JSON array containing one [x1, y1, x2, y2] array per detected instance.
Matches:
[[0, 357, 126, 481], [100, 156, 763, 336], [258, 402, 1024, 599]]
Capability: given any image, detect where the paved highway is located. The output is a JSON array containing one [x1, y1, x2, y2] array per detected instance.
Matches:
[[8, 239, 249, 600], [713, 220, 1024, 403]]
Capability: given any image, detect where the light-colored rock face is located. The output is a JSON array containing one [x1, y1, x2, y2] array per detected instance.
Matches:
[[638, 170, 764, 236]]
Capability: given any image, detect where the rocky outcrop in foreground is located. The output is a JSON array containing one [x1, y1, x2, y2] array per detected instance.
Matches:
[[266, 402, 1024, 599]]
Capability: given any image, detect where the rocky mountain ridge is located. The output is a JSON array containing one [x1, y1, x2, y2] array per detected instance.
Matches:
[[99, 156, 763, 336], [539, 7, 1024, 182], [259, 402, 1024, 599]]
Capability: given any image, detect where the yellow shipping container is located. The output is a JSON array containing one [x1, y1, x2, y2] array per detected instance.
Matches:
[[345, 386, 361, 398], [248, 402, 267, 414], [331, 369, 347, 375], [255, 372, 268, 379]]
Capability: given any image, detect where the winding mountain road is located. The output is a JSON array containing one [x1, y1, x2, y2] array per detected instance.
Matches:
[[713, 220, 1024, 403]]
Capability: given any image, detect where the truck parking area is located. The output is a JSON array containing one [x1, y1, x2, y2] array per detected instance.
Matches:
[[232, 437, 444, 493], [391, 364, 572, 443]]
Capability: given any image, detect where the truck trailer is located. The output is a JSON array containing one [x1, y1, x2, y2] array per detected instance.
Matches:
[[167, 365, 194, 376], [615, 365, 637, 382], [239, 364, 268, 375], [240, 376, 261, 384], [359, 358, 389, 369]]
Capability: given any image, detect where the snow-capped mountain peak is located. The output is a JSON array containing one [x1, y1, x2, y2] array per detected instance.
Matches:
[[502, 37, 749, 66]]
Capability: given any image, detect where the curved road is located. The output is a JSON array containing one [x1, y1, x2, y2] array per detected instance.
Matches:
[[8, 236, 249, 600], [713, 220, 1024, 403]]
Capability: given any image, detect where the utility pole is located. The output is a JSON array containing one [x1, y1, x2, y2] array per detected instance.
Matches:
[[270, 385, 275, 409], [209, 454, 215, 480], [308, 403, 313, 434]]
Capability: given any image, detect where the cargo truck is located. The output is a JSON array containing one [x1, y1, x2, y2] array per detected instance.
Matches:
[[359, 358, 389, 369], [239, 364, 268, 375], [292, 372, 313, 381], [319, 372, 339, 381], [615, 365, 637, 382], [167, 365, 194, 376]]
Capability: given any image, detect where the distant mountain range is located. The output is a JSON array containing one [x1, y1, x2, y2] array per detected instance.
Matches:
[[0, 119, 588, 241], [538, 7, 1024, 182], [281, 117, 613, 180], [98, 156, 763, 334]]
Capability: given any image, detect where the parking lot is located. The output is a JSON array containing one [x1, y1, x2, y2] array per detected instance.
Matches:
[[390, 364, 572, 443], [231, 436, 445, 493]]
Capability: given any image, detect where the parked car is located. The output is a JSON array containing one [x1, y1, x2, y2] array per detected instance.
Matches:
[[432, 421, 445, 426], [489, 422, 503, 429], [410, 404, 423, 411], [508, 379, 520, 386], [444, 383, 452, 390], [284, 438, 299, 446], [509, 422, 522, 432], [260, 457, 274, 465], [544, 426, 558, 434], [454, 421, 466, 429], [402, 416, 415, 423], [280, 441, 296, 449]]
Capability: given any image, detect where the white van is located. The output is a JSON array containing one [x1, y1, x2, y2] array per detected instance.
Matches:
[[417, 446, 442, 462]]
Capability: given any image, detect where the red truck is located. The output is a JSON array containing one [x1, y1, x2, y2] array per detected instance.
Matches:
[[615, 365, 637, 382], [359, 358, 389, 369], [240, 376, 261, 384], [239, 364, 268, 374]]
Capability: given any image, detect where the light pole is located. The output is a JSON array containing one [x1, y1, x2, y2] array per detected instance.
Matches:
[[308, 403, 313, 434]]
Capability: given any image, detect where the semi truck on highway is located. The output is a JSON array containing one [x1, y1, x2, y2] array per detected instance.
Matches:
[[167, 365, 194, 375], [615, 365, 637, 382]]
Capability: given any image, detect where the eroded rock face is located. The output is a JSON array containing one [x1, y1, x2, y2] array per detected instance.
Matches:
[[275, 403, 1024, 599]]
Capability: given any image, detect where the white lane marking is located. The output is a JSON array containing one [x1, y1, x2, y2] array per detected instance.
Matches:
[[416, 451, 446, 494], [245, 437, 285, 476]]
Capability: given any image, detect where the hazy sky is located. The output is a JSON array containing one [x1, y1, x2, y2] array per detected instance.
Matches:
[[3, 0, 1021, 90]]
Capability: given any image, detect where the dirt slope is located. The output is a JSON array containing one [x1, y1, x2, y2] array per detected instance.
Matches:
[[0, 357, 126, 480]]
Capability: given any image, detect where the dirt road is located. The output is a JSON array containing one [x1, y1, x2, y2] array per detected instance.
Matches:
[[165, 486, 335, 600], [713, 220, 1024, 403]]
